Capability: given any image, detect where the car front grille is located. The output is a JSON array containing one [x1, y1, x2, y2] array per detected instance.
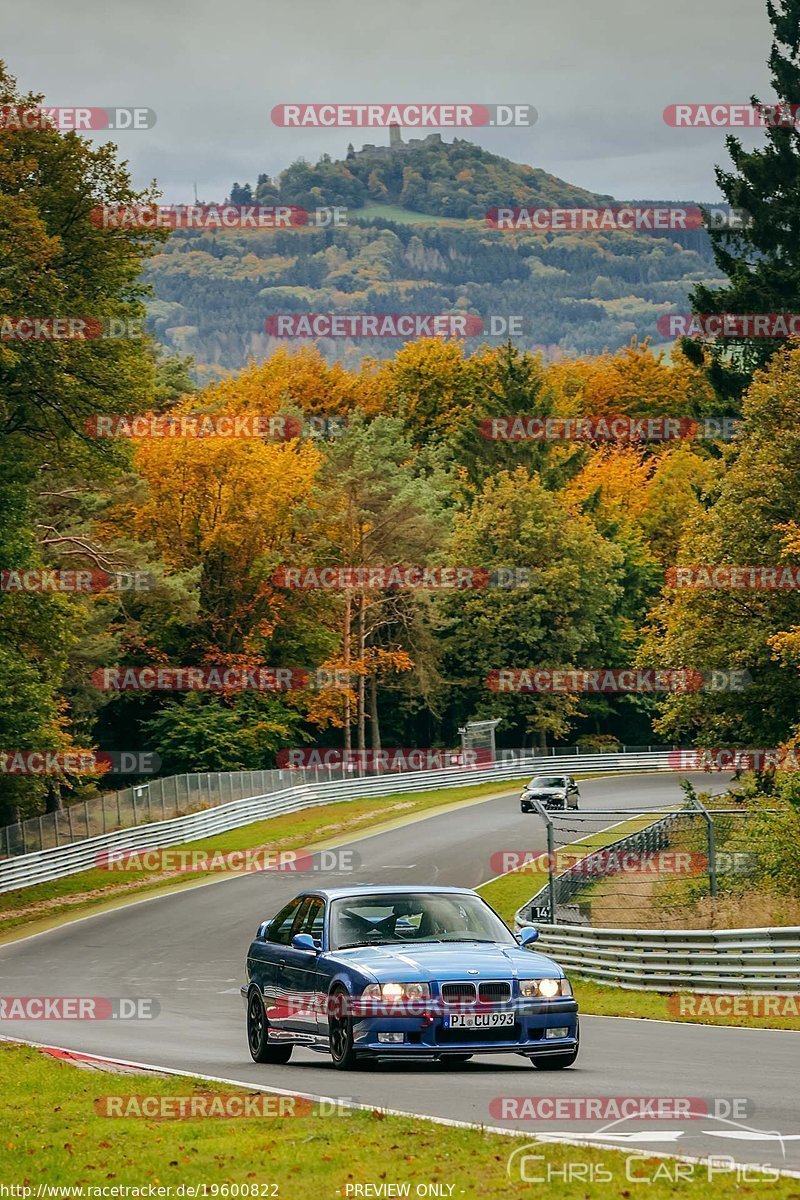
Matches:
[[440, 981, 512, 1004], [441, 982, 476, 1004], [478, 981, 511, 1002]]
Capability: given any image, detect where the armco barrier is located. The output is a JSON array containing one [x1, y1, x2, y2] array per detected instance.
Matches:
[[515, 922, 800, 994], [0, 749, 677, 894]]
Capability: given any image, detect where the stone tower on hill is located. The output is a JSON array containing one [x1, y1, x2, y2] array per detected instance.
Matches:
[[348, 127, 445, 162]]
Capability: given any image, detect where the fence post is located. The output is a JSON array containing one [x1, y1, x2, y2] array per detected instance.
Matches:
[[101, 793, 106, 835], [116, 791, 122, 828], [66, 807, 74, 843], [530, 797, 557, 925], [84, 801, 90, 839], [4, 823, 10, 858], [38, 815, 44, 850], [688, 791, 717, 898], [21, 822, 27, 855]]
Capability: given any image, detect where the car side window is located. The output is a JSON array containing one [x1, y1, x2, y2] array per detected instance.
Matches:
[[295, 897, 325, 941], [266, 897, 305, 945]]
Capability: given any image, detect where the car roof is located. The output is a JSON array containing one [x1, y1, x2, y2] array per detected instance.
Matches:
[[297, 884, 478, 901]]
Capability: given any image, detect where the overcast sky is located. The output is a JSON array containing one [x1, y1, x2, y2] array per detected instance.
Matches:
[[5, 0, 775, 203]]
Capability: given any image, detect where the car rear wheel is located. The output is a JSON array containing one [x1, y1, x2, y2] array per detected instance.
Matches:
[[328, 987, 361, 1070], [247, 988, 293, 1064]]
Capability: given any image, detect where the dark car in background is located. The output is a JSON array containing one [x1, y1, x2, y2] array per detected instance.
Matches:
[[520, 775, 580, 812]]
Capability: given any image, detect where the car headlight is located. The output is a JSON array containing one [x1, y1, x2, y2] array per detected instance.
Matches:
[[362, 982, 431, 1002], [519, 977, 571, 998]]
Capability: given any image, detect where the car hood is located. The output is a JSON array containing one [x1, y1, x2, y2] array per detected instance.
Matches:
[[332, 942, 562, 983]]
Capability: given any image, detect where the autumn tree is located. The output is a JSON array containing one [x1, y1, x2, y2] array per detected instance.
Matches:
[[0, 61, 165, 821], [642, 344, 800, 746], [438, 468, 625, 748]]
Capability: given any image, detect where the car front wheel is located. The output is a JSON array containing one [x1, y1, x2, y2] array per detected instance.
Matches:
[[530, 1023, 579, 1070], [328, 987, 361, 1070], [247, 988, 293, 1064], [532, 1047, 579, 1069]]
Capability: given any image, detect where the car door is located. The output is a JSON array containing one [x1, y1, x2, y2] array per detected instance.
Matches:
[[271, 896, 326, 1040], [253, 895, 306, 1026]]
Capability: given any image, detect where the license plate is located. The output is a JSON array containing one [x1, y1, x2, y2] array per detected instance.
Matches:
[[445, 1011, 515, 1029]]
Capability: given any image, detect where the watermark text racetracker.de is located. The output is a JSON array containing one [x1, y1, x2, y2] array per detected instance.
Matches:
[[94, 847, 360, 874], [90, 204, 346, 229], [659, 313, 800, 338], [91, 666, 353, 692], [272, 566, 531, 589], [480, 416, 741, 443], [0, 106, 156, 130], [492, 1095, 752, 1121], [275, 747, 491, 769], [669, 748, 800, 771], [84, 413, 349, 440], [664, 101, 800, 127], [0, 750, 159, 776], [666, 565, 800, 589], [95, 1094, 350, 1118], [486, 668, 751, 693], [669, 993, 800, 1018], [264, 314, 522, 339], [0, 317, 146, 341], [0, 996, 158, 1019], [1, 569, 154, 593], [490, 848, 753, 877], [271, 103, 536, 127], [486, 205, 751, 231]]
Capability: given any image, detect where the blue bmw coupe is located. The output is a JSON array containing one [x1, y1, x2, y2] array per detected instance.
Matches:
[[242, 884, 579, 1070]]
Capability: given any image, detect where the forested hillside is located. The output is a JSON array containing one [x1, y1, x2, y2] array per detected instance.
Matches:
[[147, 138, 722, 374]]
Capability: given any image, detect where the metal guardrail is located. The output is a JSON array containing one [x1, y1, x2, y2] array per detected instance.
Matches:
[[519, 923, 800, 993], [0, 744, 674, 858], [0, 749, 678, 894], [512, 811, 800, 993]]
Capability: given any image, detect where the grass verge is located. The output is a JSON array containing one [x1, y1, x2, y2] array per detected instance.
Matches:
[[0, 778, 528, 942], [0, 1041, 796, 1197], [570, 975, 800, 1031]]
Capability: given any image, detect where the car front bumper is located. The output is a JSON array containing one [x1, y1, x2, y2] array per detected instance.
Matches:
[[350, 999, 579, 1056]]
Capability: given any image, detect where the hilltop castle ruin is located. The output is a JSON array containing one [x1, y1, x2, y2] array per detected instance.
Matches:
[[346, 124, 444, 163]]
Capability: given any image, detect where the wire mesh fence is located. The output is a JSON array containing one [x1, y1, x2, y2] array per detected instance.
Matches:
[[514, 801, 788, 930]]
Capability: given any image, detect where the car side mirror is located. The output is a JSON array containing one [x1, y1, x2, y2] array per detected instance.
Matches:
[[517, 926, 539, 946], [291, 933, 319, 952], [256, 921, 269, 941]]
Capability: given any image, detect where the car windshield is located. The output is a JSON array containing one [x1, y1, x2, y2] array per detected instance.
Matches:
[[329, 893, 516, 950], [529, 776, 567, 788]]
